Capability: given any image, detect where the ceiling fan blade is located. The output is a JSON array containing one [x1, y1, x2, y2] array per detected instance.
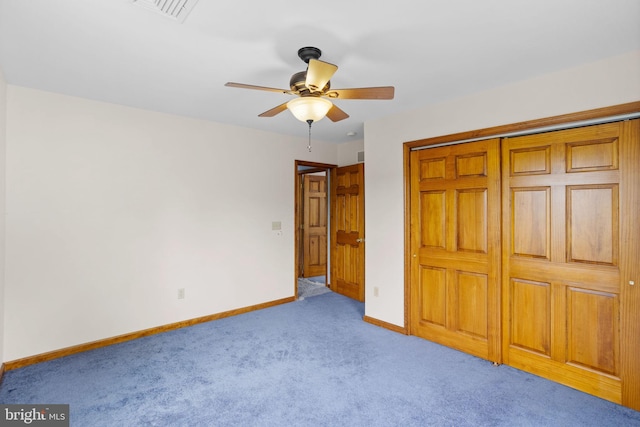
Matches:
[[326, 104, 349, 122], [225, 82, 294, 95], [305, 59, 338, 93], [258, 102, 289, 117], [325, 86, 395, 100]]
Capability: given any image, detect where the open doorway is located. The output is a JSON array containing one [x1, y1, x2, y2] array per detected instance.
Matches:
[[295, 160, 336, 300]]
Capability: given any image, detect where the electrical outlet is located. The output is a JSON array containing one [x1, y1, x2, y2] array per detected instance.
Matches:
[[373, 287, 379, 297], [178, 288, 185, 299]]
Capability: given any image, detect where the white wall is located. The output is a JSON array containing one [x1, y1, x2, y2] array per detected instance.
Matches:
[[337, 139, 364, 167], [0, 68, 6, 364], [4, 86, 337, 361], [364, 50, 640, 327]]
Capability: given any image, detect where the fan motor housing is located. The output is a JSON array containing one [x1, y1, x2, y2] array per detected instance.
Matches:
[[290, 71, 330, 95]]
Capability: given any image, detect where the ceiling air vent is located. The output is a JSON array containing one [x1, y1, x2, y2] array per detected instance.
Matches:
[[133, 0, 199, 23]]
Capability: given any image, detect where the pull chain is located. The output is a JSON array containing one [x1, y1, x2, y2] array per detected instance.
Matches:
[[307, 119, 313, 152]]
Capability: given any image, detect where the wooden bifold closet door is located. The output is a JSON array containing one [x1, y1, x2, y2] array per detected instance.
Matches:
[[502, 120, 639, 408], [409, 118, 640, 409], [409, 139, 502, 363]]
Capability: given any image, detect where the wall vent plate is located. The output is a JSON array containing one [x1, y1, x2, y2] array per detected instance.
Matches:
[[132, 0, 199, 22]]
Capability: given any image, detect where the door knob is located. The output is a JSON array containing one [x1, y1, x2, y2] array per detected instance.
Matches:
[[356, 238, 365, 243]]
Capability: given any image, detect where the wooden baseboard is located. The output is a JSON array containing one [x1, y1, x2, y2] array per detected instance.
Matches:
[[4, 296, 296, 371], [363, 315, 408, 335]]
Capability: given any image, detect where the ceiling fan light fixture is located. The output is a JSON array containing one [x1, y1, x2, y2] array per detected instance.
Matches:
[[286, 97, 333, 123], [226, 47, 393, 123]]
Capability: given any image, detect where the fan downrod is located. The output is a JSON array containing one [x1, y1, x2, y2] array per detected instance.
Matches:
[[297, 46, 322, 63]]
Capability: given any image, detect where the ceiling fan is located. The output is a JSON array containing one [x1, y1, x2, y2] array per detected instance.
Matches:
[[224, 46, 394, 124]]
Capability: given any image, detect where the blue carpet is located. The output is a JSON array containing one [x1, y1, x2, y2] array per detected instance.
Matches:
[[1, 292, 639, 426]]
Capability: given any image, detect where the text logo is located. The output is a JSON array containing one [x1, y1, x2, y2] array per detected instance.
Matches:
[[0, 405, 69, 427]]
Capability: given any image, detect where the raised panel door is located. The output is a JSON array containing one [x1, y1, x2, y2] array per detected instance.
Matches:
[[330, 164, 365, 302], [302, 175, 327, 278], [502, 120, 639, 407], [410, 139, 501, 362]]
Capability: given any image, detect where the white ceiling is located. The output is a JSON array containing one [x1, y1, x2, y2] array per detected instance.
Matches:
[[0, 0, 638, 143]]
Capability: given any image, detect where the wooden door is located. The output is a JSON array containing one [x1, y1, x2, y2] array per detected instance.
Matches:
[[331, 164, 365, 302], [409, 139, 502, 362], [302, 174, 327, 278], [502, 120, 640, 408]]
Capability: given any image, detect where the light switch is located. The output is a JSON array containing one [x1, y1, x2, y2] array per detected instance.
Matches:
[[272, 221, 282, 231]]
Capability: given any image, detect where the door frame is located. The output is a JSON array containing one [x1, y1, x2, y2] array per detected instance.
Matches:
[[294, 160, 337, 298], [403, 101, 640, 333]]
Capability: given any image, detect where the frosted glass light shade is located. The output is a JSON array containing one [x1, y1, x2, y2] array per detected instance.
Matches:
[[287, 97, 333, 122]]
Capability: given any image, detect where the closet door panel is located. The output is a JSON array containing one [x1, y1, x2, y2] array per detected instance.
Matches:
[[511, 188, 550, 258], [566, 287, 618, 375], [567, 185, 618, 265], [510, 278, 551, 356]]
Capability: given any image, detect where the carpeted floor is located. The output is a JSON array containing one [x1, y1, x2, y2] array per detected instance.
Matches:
[[1, 292, 639, 426]]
